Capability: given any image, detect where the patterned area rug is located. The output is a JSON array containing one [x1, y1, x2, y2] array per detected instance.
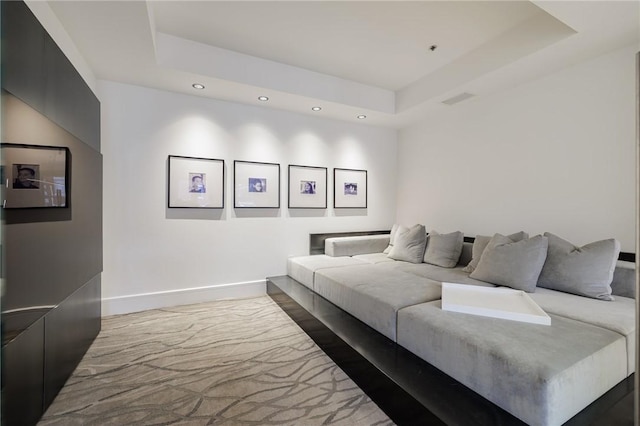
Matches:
[[39, 297, 393, 425]]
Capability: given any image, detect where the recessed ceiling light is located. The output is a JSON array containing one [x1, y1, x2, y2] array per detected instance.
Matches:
[[357, 115, 367, 119], [192, 83, 205, 90], [311, 106, 322, 111], [258, 96, 269, 101]]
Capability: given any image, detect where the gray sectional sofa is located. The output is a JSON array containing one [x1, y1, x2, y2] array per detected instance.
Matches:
[[286, 228, 636, 426]]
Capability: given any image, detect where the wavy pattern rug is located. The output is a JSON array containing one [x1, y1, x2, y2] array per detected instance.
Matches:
[[39, 296, 393, 425]]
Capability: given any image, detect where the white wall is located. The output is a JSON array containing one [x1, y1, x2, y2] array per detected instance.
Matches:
[[397, 45, 637, 251], [100, 81, 397, 314]]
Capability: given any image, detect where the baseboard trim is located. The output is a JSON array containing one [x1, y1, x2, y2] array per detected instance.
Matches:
[[101, 280, 266, 316]]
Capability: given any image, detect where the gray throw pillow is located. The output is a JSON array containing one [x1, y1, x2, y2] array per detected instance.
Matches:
[[388, 224, 427, 264], [462, 231, 528, 273], [537, 233, 620, 301], [383, 224, 399, 254], [470, 234, 548, 292], [423, 230, 464, 268]]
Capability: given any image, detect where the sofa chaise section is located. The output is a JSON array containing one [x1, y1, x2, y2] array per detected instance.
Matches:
[[377, 260, 494, 288], [529, 287, 636, 374], [396, 300, 629, 426], [286, 254, 366, 290], [314, 263, 442, 341]]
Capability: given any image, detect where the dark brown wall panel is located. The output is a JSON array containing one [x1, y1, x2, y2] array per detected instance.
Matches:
[[1, 0, 46, 113], [2, 92, 103, 311], [2, 318, 45, 425], [44, 276, 102, 407], [1, 1, 100, 150], [43, 33, 101, 151], [1, 2, 103, 424]]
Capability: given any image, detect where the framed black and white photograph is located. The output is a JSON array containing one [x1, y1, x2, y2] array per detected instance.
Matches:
[[234, 160, 280, 208], [168, 155, 225, 208], [1, 143, 69, 208], [288, 165, 327, 209], [334, 168, 367, 208]]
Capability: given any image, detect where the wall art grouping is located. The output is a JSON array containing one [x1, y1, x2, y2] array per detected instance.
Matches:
[[1, 143, 70, 208], [166, 155, 367, 210]]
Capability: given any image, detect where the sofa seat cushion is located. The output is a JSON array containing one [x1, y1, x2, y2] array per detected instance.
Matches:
[[378, 262, 495, 288], [287, 255, 366, 290], [314, 264, 442, 341], [530, 287, 636, 374], [397, 301, 628, 426], [352, 253, 396, 264]]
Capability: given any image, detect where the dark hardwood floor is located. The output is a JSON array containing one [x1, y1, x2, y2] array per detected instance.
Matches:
[[266, 275, 635, 426]]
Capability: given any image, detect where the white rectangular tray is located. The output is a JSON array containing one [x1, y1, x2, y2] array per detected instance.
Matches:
[[441, 282, 551, 325]]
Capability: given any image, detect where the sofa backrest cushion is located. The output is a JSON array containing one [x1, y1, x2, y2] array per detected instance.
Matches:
[[458, 242, 473, 266], [388, 224, 427, 264], [537, 233, 620, 301], [382, 224, 399, 254], [611, 261, 636, 298], [325, 235, 391, 257], [462, 231, 529, 273], [423, 230, 464, 268], [470, 234, 549, 292]]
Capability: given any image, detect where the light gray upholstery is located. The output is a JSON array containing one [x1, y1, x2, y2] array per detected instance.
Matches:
[[387, 224, 427, 264], [458, 241, 473, 267], [530, 287, 636, 374], [462, 235, 491, 273], [397, 301, 628, 426], [378, 262, 495, 288], [612, 261, 636, 298], [537, 233, 620, 301], [286, 255, 366, 290], [325, 235, 391, 257], [462, 231, 528, 273], [314, 264, 442, 341], [470, 234, 548, 292], [383, 224, 399, 254], [285, 231, 636, 426], [352, 253, 396, 264], [423, 230, 464, 268]]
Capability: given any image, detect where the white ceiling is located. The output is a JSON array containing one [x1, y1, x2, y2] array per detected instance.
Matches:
[[46, 1, 640, 129]]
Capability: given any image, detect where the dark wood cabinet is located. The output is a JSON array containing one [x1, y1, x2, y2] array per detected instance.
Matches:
[[1, 0, 47, 113], [2, 317, 46, 426], [43, 33, 100, 150], [1, 2, 102, 425]]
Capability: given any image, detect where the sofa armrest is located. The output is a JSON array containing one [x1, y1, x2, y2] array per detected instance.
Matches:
[[325, 235, 390, 257]]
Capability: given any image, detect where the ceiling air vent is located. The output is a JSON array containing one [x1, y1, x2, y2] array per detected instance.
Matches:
[[441, 92, 475, 106]]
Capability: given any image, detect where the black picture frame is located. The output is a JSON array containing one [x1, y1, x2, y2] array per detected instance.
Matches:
[[1, 143, 70, 208], [167, 155, 225, 208], [234, 160, 281, 208], [288, 165, 328, 209], [334, 167, 367, 208]]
